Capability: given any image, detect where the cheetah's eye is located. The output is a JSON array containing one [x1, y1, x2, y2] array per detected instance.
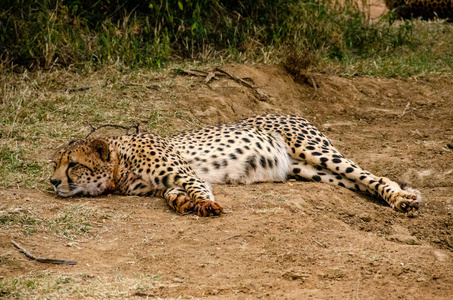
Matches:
[[68, 162, 79, 168]]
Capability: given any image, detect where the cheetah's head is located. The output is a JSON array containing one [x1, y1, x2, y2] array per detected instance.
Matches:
[[50, 139, 115, 197]]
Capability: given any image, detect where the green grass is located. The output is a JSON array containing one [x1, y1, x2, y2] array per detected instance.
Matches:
[[333, 20, 453, 77], [0, 274, 92, 298], [1, 0, 452, 76], [0, 271, 166, 298], [0, 204, 100, 239], [0, 145, 43, 188], [48, 204, 97, 239]]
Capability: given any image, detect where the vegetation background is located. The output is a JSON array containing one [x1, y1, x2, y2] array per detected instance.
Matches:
[[1, 0, 452, 75]]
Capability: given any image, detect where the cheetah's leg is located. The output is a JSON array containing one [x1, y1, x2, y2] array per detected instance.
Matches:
[[291, 141, 421, 213], [289, 160, 375, 195]]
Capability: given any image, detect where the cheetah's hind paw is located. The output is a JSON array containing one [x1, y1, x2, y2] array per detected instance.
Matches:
[[394, 187, 421, 214]]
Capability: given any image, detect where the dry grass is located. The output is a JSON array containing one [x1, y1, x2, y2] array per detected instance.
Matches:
[[0, 271, 168, 298], [0, 203, 102, 240]]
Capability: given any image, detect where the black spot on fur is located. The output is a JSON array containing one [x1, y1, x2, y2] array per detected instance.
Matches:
[[312, 175, 321, 181], [162, 175, 170, 187], [267, 158, 273, 168], [247, 156, 257, 170], [260, 156, 266, 168]]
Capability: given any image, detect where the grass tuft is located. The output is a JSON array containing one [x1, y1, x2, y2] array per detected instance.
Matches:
[[1, 204, 99, 239], [0, 271, 167, 298]]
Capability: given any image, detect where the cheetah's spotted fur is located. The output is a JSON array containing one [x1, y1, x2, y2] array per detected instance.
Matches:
[[50, 115, 421, 216]]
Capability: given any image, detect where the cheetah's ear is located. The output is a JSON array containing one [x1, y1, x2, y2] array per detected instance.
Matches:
[[89, 139, 110, 161]]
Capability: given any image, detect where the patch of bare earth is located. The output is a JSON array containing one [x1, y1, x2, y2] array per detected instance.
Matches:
[[1, 64, 452, 298]]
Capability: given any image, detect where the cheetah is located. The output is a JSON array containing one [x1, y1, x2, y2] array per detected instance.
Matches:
[[50, 115, 421, 216]]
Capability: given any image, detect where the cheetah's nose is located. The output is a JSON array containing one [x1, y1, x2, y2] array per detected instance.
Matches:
[[50, 178, 61, 187]]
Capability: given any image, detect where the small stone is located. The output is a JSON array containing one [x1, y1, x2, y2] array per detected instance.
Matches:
[[360, 215, 371, 222], [282, 271, 310, 281], [433, 250, 450, 262]]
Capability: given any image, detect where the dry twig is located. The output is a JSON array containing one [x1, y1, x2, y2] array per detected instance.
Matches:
[[311, 237, 326, 248], [121, 83, 160, 90], [55, 86, 93, 93], [177, 67, 273, 101], [11, 240, 77, 265], [179, 69, 223, 78], [204, 71, 216, 84], [215, 68, 272, 101], [220, 234, 243, 242]]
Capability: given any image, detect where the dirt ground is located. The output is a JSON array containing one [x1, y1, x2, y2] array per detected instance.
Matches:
[[1, 63, 453, 299]]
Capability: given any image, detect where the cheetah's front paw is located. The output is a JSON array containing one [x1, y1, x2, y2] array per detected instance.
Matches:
[[194, 200, 223, 217]]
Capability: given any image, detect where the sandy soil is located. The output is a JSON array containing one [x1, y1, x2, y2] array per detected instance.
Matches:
[[1, 64, 453, 299]]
